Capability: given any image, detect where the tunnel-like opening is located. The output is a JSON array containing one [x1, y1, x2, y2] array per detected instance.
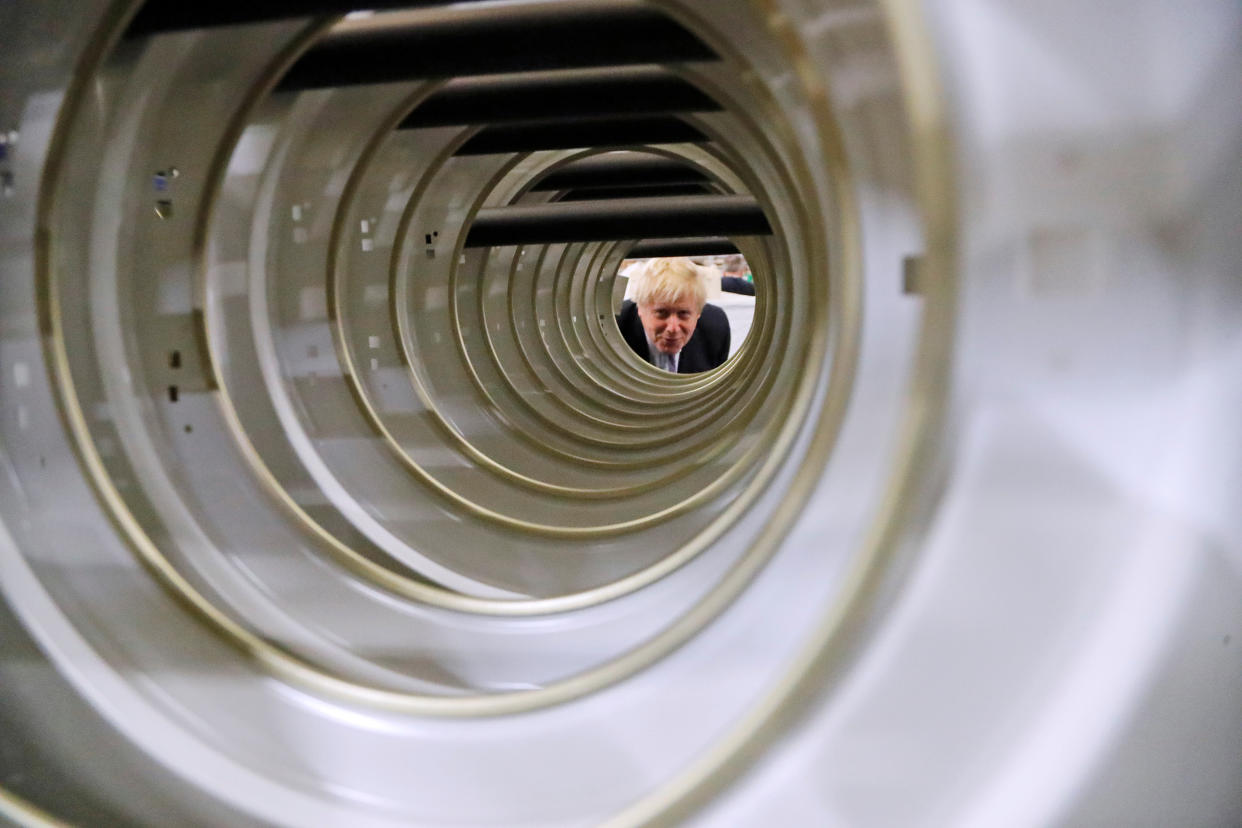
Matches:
[[6, 0, 1238, 825], [7, 0, 930, 821], [39, 1, 880, 608], [8, 0, 935, 822]]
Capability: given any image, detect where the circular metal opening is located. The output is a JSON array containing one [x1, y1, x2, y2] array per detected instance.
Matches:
[[3, 0, 1239, 825]]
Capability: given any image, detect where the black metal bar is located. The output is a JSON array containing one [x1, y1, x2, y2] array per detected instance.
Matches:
[[531, 152, 709, 191], [556, 184, 714, 201], [465, 195, 771, 248], [627, 237, 741, 258], [277, 1, 718, 91], [454, 116, 707, 156], [401, 67, 719, 128], [124, 1, 451, 37]]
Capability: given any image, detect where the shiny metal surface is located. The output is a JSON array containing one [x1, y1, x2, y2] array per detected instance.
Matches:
[[1, 0, 1240, 825]]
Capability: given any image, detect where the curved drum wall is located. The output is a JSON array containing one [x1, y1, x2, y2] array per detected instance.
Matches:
[[1, 1, 1240, 825]]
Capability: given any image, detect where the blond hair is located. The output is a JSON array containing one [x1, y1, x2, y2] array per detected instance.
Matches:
[[630, 257, 707, 310]]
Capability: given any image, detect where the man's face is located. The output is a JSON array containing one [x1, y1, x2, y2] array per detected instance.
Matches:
[[637, 293, 701, 355]]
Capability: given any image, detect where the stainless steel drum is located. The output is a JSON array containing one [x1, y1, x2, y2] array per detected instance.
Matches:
[[2, 1, 1239, 825]]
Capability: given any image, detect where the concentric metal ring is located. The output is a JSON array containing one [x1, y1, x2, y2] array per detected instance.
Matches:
[[7, 0, 1235, 824]]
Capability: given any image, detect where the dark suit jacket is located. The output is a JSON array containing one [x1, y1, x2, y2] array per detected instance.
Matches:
[[720, 276, 755, 296], [615, 300, 730, 373]]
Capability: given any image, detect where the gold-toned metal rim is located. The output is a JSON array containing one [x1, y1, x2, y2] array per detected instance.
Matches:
[[330, 87, 836, 542], [583, 230, 775, 396], [33, 0, 855, 718], [547, 140, 767, 400], [189, 85, 801, 608], [0, 787, 68, 828], [524, 136, 786, 424], [319, 97, 692, 494]]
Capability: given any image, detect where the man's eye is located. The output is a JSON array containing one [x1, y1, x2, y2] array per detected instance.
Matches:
[[678, 312, 692, 320]]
